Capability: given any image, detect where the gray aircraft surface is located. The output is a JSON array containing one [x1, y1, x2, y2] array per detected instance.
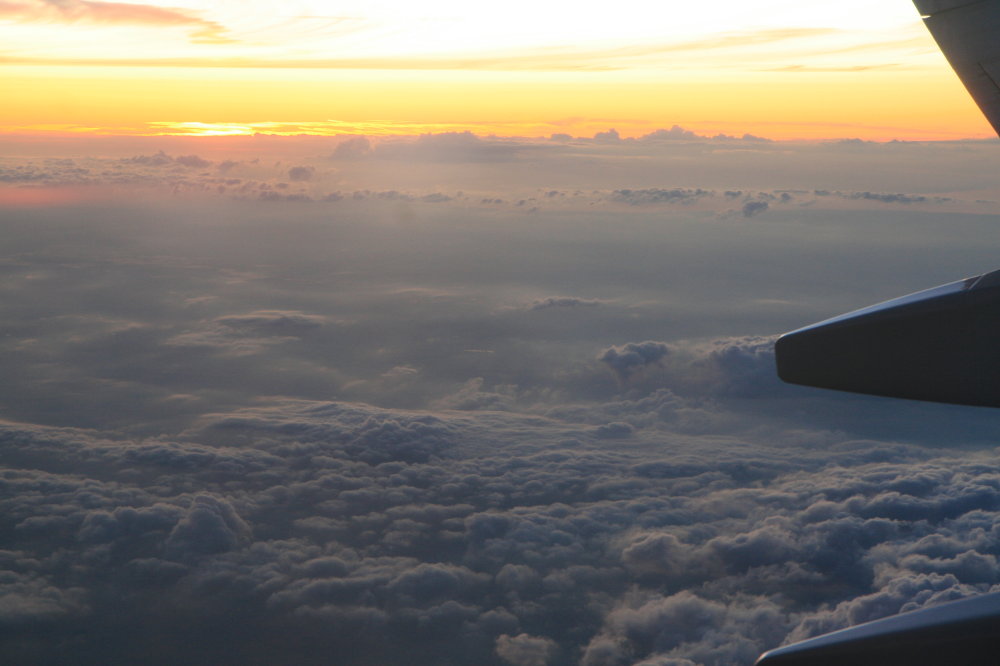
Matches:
[[760, 1, 1000, 663]]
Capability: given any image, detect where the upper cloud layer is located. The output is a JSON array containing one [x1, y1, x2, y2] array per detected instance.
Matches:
[[0, 0, 232, 43]]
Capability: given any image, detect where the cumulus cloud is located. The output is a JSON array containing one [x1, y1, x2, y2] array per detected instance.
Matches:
[[496, 633, 559, 665], [374, 132, 538, 163], [609, 188, 712, 205], [126, 150, 175, 167], [163, 495, 252, 558], [593, 128, 621, 143], [742, 200, 769, 217], [0, 134, 987, 217], [621, 532, 693, 578], [701, 336, 782, 398], [736, 133, 772, 142], [640, 125, 699, 141], [2, 368, 1000, 664], [125, 151, 211, 168], [3, 135, 1000, 665], [288, 165, 315, 181], [331, 136, 373, 160], [0, 569, 88, 624], [175, 154, 212, 168], [599, 341, 670, 383]]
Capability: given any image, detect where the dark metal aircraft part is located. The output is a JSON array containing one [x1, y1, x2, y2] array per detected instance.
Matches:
[[778, 0, 1000, 407], [755, 592, 1000, 665], [775, 269, 1000, 407], [913, 0, 1000, 135], [759, 2, 1000, 664]]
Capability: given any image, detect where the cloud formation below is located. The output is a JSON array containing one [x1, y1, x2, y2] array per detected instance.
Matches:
[[2, 134, 1000, 664], [1, 131, 995, 216]]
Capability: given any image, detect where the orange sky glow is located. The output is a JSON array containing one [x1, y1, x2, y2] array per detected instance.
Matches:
[[1, 0, 994, 141]]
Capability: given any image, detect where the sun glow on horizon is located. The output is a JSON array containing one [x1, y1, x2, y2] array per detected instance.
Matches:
[[0, 0, 995, 141]]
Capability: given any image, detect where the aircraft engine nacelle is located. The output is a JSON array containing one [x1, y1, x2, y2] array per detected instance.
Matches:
[[776, 269, 1000, 407]]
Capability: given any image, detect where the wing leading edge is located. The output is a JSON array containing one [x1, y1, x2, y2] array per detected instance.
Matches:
[[914, 0, 1000, 135]]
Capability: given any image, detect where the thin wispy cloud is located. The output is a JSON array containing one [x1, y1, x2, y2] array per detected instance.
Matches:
[[2, 1, 980, 142], [0, 0, 233, 43], [0, 26, 869, 71]]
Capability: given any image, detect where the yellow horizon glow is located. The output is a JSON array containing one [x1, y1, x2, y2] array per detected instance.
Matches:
[[3, 65, 992, 142], [0, 1, 995, 141]]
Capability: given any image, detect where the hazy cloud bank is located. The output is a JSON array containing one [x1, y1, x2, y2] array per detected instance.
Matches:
[[3, 129, 999, 211]]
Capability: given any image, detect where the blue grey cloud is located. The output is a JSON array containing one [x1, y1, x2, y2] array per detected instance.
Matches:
[[599, 341, 671, 383], [2, 135, 1000, 665]]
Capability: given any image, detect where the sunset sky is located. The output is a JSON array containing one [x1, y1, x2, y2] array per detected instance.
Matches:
[[7, 3, 1000, 666], [1, 0, 993, 139]]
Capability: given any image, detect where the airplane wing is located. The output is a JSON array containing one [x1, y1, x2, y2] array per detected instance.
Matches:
[[774, 0, 1000, 406], [755, 591, 1000, 665], [914, 0, 1000, 135], [759, 1, 1000, 663]]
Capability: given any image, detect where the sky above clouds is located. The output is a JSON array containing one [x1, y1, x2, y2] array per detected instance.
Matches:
[[0, 0, 994, 139], [5, 1, 1000, 665]]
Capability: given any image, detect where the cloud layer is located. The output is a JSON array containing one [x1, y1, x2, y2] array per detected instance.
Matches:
[[2, 135, 1000, 664]]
